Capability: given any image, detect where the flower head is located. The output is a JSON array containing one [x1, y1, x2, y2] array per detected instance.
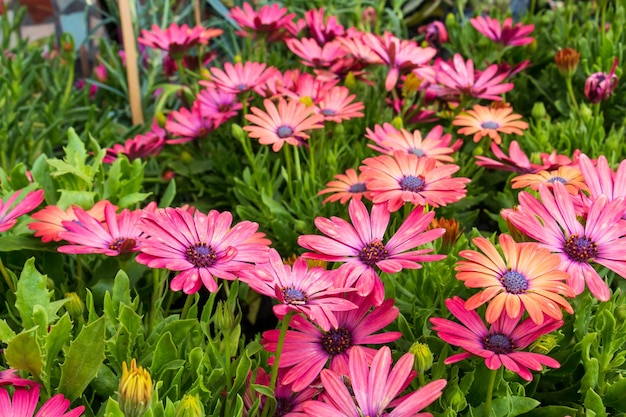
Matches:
[[453, 104, 528, 144], [206, 62, 278, 95], [28, 200, 110, 243], [579, 154, 626, 206], [285, 38, 346, 68], [431, 296, 562, 381], [318, 168, 372, 204], [511, 166, 588, 195], [229, 3, 298, 42], [475, 140, 545, 173], [195, 87, 242, 124], [138, 23, 222, 57], [418, 20, 449, 47], [104, 121, 166, 163], [315, 86, 364, 122], [119, 359, 153, 417], [470, 16, 534, 46], [165, 103, 216, 144], [0, 384, 84, 417], [0, 189, 44, 233], [584, 58, 619, 103], [299, 7, 345, 45]]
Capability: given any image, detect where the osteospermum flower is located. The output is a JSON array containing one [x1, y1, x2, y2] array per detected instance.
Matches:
[[457, 234, 574, 325], [0, 385, 84, 417], [104, 121, 166, 163], [506, 182, 626, 301], [238, 248, 357, 331], [511, 166, 588, 195], [28, 200, 110, 243], [136, 207, 270, 294], [299, 7, 345, 45], [579, 153, 626, 204], [195, 87, 243, 124], [165, 103, 216, 144], [0, 189, 44, 233], [0, 369, 37, 387], [138, 23, 222, 57], [360, 151, 470, 212], [315, 86, 364, 122], [206, 62, 278, 95], [243, 98, 324, 152], [318, 168, 372, 204], [475, 140, 546, 173], [431, 296, 562, 381], [298, 199, 445, 305], [285, 38, 346, 68], [229, 3, 298, 42], [302, 346, 447, 417], [453, 104, 528, 144], [470, 16, 534, 46], [58, 203, 143, 256], [262, 295, 402, 391]]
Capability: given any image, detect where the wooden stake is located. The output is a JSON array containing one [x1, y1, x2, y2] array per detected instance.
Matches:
[[194, 0, 202, 27], [118, 0, 144, 125]]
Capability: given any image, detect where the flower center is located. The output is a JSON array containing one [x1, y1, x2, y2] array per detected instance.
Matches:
[[358, 239, 388, 267], [564, 234, 598, 262], [500, 270, 528, 294], [400, 175, 426, 192], [185, 242, 217, 268], [547, 176, 567, 184], [321, 108, 336, 116], [321, 327, 352, 355], [481, 121, 500, 129], [277, 125, 294, 138], [348, 183, 367, 193], [483, 333, 514, 354], [410, 147, 425, 157], [109, 237, 135, 254], [274, 397, 293, 417], [236, 83, 248, 91], [282, 286, 308, 305]]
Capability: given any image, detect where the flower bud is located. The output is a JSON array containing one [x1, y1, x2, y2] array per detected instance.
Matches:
[[429, 217, 463, 254], [615, 304, 626, 322], [119, 359, 153, 417], [531, 102, 547, 120], [409, 342, 433, 373], [418, 21, 449, 47], [584, 58, 619, 104], [215, 300, 238, 335], [444, 384, 467, 412], [554, 48, 580, 78], [361, 7, 377, 30], [231, 123, 246, 142], [344, 72, 357, 89], [175, 394, 204, 417], [402, 73, 423, 97], [64, 292, 84, 319], [391, 116, 404, 130], [94, 64, 108, 83]]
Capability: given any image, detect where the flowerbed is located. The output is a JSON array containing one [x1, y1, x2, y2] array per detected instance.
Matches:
[[0, 0, 625, 416]]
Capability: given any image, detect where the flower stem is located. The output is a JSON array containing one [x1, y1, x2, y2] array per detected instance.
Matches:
[[181, 293, 195, 319], [149, 269, 163, 334], [0, 256, 14, 292], [565, 76, 579, 112], [176, 58, 190, 88], [269, 311, 294, 392], [283, 145, 294, 199], [484, 368, 497, 417]]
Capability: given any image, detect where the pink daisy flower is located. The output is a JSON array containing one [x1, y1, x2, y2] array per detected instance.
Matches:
[[418, 20, 449, 47], [299, 8, 345, 45], [303, 346, 447, 417], [195, 87, 243, 123], [0, 369, 37, 387], [431, 296, 562, 381], [262, 295, 402, 392], [436, 54, 514, 101], [315, 86, 364, 122], [579, 154, 626, 204], [104, 121, 166, 163], [229, 3, 298, 42], [136, 207, 271, 294], [506, 182, 626, 301], [165, 103, 216, 144], [285, 38, 346, 68], [28, 200, 111, 243], [278, 73, 338, 105], [57, 202, 143, 257], [0, 189, 44, 233], [475, 140, 546, 173], [298, 199, 445, 305], [206, 62, 278, 95], [360, 151, 470, 212], [470, 16, 535, 46], [138, 23, 223, 57], [243, 98, 324, 152], [0, 385, 84, 417], [318, 168, 372, 204], [238, 248, 357, 331]]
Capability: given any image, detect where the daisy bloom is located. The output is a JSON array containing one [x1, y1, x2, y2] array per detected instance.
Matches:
[[318, 168, 372, 204], [436, 54, 514, 101], [0, 189, 44, 233], [244, 98, 324, 152], [165, 103, 216, 144], [58, 202, 143, 256], [361, 151, 470, 212], [453, 104, 528, 144], [206, 62, 278, 95], [104, 122, 166, 163], [278, 73, 338, 105], [28, 200, 110, 243], [475, 140, 546, 173], [262, 294, 402, 392], [136, 207, 270, 294], [285, 38, 346, 68], [366, 123, 457, 164], [298, 199, 445, 305], [138, 23, 222, 57], [229, 3, 298, 42], [302, 346, 447, 417], [470, 16, 534, 46], [299, 8, 345, 45], [315, 86, 364, 122], [511, 166, 588, 195], [0, 384, 84, 417], [418, 20, 449, 47], [238, 248, 357, 331], [506, 182, 626, 301], [0, 369, 37, 387], [431, 296, 562, 381], [457, 234, 574, 325], [579, 153, 626, 203], [195, 87, 243, 124]]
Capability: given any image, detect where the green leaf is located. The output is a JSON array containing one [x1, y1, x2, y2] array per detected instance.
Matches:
[[584, 388, 607, 417], [605, 377, 626, 412], [159, 180, 176, 208], [0, 319, 16, 343], [522, 405, 581, 417], [5, 327, 44, 380], [45, 313, 73, 378], [151, 332, 178, 377], [0, 235, 58, 252], [473, 396, 539, 417], [16, 258, 52, 329], [59, 317, 106, 401], [103, 398, 125, 417]]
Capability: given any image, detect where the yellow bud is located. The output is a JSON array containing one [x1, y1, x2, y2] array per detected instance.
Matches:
[[409, 342, 433, 373], [156, 112, 167, 127], [391, 116, 404, 130], [119, 359, 153, 417], [180, 151, 193, 164], [344, 72, 357, 89], [175, 394, 204, 417], [402, 73, 423, 97], [299, 96, 314, 107], [64, 292, 84, 319], [200, 68, 211, 80], [234, 55, 243, 64], [530, 333, 559, 354]]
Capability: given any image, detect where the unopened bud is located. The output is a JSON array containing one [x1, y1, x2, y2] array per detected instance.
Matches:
[[175, 394, 204, 417], [554, 48, 580, 78], [119, 359, 153, 417], [391, 116, 404, 130], [409, 342, 433, 373], [64, 292, 84, 319], [215, 300, 237, 335], [531, 102, 547, 120], [584, 58, 619, 104]]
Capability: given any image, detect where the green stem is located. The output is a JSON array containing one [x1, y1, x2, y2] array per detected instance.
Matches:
[[309, 134, 316, 189], [176, 57, 191, 89], [0, 256, 14, 292], [565, 76, 579, 112], [224, 328, 232, 393], [484, 368, 497, 417], [181, 293, 195, 319], [76, 257, 85, 297], [269, 311, 294, 391], [149, 269, 163, 334], [283, 144, 294, 199]]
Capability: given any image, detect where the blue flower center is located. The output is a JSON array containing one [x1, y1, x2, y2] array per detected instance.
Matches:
[[277, 125, 294, 138], [400, 175, 426, 192], [348, 183, 367, 193], [186, 242, 217, 268], [410, 147, 425, 157], [108, 237, 135, 254], [236, 83, 247, 91], [483, 333, 514, 354], [564, 234, 598, 262], [358, 239, 388, 267], [501, 270, 528, 294], [282, 286, 308, 305], [547, 176, 567, 184], [321, 108, 336, 116], [321, 327, 352, 355], [481, 121, 500, 129]]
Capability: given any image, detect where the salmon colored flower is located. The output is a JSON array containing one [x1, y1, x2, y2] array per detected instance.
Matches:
[[431, 296, 562, 381], [244, 98, 324, 152], [318, 168, 371, 205], [138, 23, 222, 57], [0, 189, 44, 233], [457, 234, 574, 324], [360, 151, 470, 212], [206, 62, 278, 95], [453, 104, 528, 144], [315, 86, 364, 122], [511, 166, 588, 195], [28, 200, 111, 243], [470, 16, 534, 46], [0, 385, 84, 417]]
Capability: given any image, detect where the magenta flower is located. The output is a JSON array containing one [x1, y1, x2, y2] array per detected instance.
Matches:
[[584, 58, 619, 103], [299, 8, 345, 45], [238, 248, 357, 331], [0, 385, 84, 417], [138, 23, 222, 57], [298, 199, 445, 305], [302, 346, 447, 417], [579, 153, 626, 208], [506, 182, 626, 301], [58, 202, 143, 257], [470, 16, 534, 46], [104, 121, 166, 163], [475, 140, 546, 173], [0, 370, 37, 387], [207, 62, 278, 96], [0, 189, 44, 233], [285, 38, 346, 68], [195, 87, 242, 124], [262, 295, 402, 392], [418, 20, 449, 47], [136, 207, 270, 294], [165, 103, 216, 144], [229, 3, 298, 42], [431, 296, 562, 381]]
